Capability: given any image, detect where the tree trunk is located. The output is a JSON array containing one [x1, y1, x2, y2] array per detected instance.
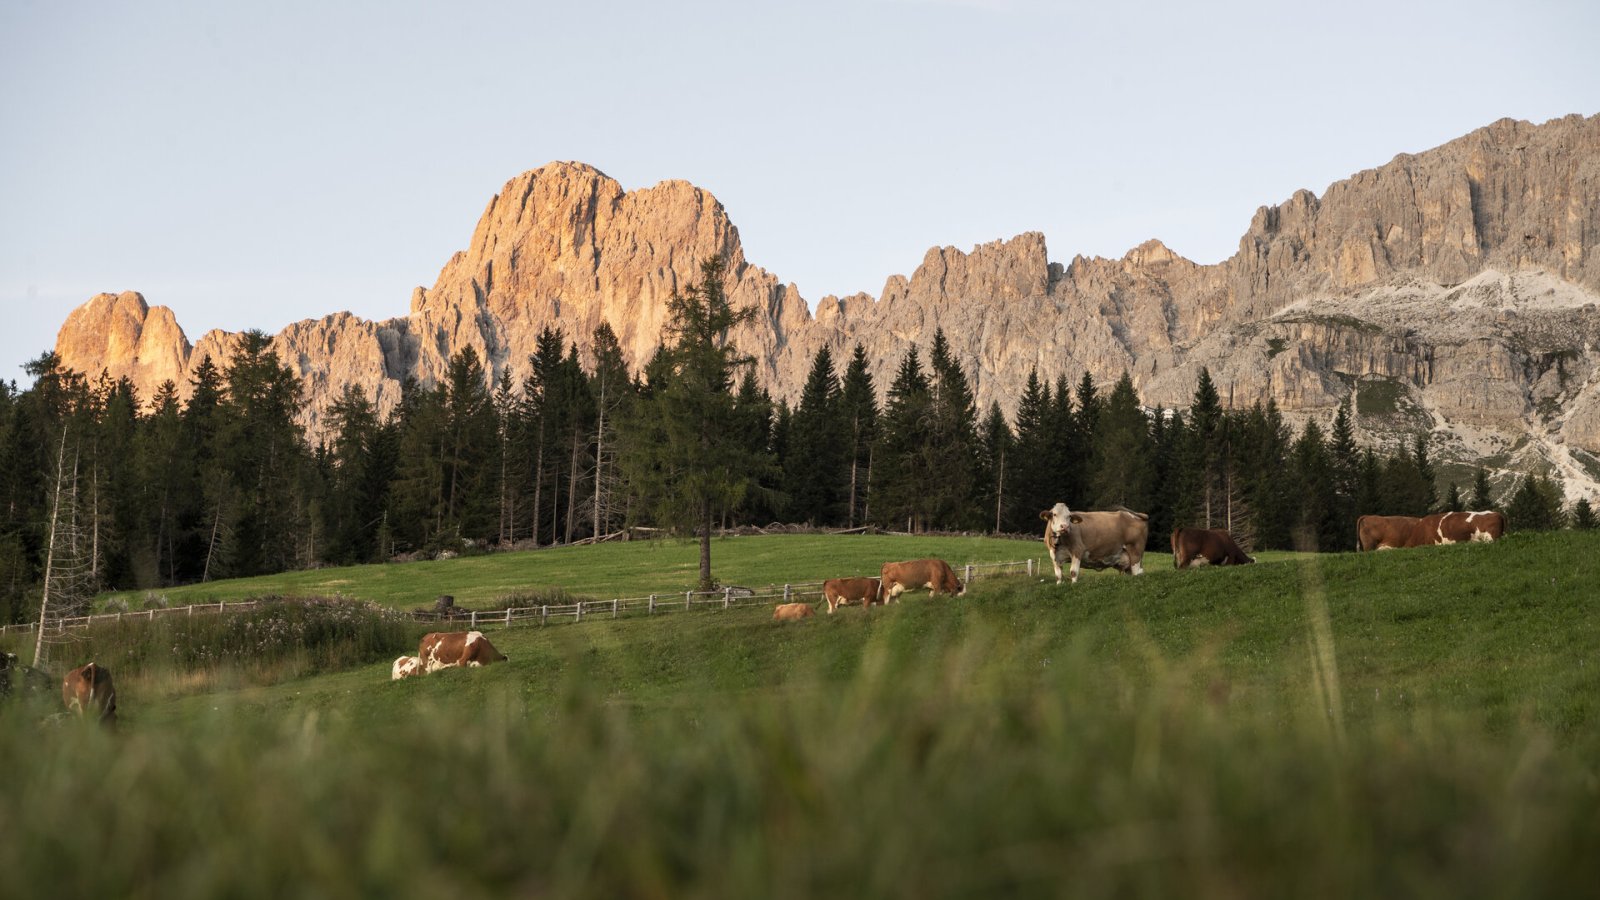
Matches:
[[33, 427, 69, 666], [995, 447, 1005, 533], [699, 496, 713, 591], [593, 380, 607, 541], [532, 421, 545, 547], [847, 414, 860, 529], [565, 429, 581, 544], [203, 500, 224, 583], [863, 445, 874, 524]]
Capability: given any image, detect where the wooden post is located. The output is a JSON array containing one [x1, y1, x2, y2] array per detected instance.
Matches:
[[965, 564, 973, 586], [505, 608, 512, 627], [1027, 558, 1034, 578], [612, 599, 619, 618], [685, 590, 692, 610], [575, 603, 583, 623], [470, 610, 478, 628], [649, 593, 656, 614], [723, 586, 731, 609], [542, 605, 548, 625], [784, 584, 791, 602], [188, 604, 194, 617]]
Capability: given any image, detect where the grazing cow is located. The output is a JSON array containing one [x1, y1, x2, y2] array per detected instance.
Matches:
[[62, 662, 116, 726], [391, 655, 423, 681], [823, 577, 880, 614], [1418, 510, 1506, 545], [1040, 503, 1149, 585], [877, 559, 965, 604], [418, 631, 508, 674], [1356, 515, 1422, 551], [1171, 527, 1255, 568], [773, 603, 816, 622]]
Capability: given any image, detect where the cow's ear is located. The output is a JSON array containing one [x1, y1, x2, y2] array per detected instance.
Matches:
[[1069, 514, 1084, 524], [1039, 510, 1052, 521]]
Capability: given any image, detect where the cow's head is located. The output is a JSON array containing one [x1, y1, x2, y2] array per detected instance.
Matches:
[[1039, 503, 1080, 538]]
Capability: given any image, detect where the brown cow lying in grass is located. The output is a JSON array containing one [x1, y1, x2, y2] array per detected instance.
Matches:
[[773, 603, 816, 622], [62, 662, 117, 726], [418, 631, 508, 674], [1171, 527, 1255, 568], [878, 559, 964, 604]]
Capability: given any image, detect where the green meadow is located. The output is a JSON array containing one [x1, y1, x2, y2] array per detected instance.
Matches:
[[4, 532, 1599, 898]]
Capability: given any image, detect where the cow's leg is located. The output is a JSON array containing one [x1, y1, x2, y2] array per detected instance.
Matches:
[[1069, 556, 1082, 585], [1051, 551, 1064, 585]]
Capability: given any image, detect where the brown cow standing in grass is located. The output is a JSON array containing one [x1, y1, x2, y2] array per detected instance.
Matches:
[[62, 662, 116, 726], [1413, 510, 1507, 546], [1040, 503, 1149, 585], [878, 559, 964, 604], [773, 603, 816, 622], [823, 577, 880, 614], [1356, 515, 1422, 551], [1171, 527, 1255, 568], [418, 631, 508, 674]]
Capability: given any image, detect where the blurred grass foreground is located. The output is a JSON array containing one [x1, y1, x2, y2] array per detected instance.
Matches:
[[3, 533, 1600, 897]]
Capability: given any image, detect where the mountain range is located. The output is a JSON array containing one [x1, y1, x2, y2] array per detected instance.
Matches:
[[53, 113, 1600, 500]]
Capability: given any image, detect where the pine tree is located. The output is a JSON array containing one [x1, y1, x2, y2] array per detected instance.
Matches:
[[1180, 368, 1225, 527], [1571, 497, 1597, 530], [1328, 397, 1359, 531], [619, 257, 762, 589], [785, 345, 847, 524], [838, 345, 878, 529], [979, 402, 1015, 533], [589, 322, 633, 540], [1506, 473, 1565, 531], [873, 345, 935, 532], [1444, 481, 1464, 513], [1090, 373, 1154, 512], [733, 370, 780, 524], [1413, 432, 1438, 511], [136, 380, 191, 584], [926, 329, 980, 529], [1009, 368, 1052, 530], [1471, 468, 1494, 510], [216, 331, 308, 576]]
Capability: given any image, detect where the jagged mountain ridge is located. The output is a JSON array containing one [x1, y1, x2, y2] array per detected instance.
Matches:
[[54, 113, 1600, 499]]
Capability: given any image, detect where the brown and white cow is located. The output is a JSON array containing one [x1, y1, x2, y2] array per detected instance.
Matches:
[[878, 559, 964, 604], [1171, 527, 1255, 568], [1356, 515, 1422, 551], [418, 631, 508, 674], [823, 577, 880, 614], [391, 655, 423, 681], [773, 602, 816, 622], [1040, 503, 1149, 585], [1417, 510, 1506, 545], [62, 662, 116, 726]]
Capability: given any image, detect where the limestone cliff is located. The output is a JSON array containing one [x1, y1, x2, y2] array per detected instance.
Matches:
[[53, 113, 1600, 499]]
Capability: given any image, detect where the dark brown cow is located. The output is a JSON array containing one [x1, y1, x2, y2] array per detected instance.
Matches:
[[1356, 515, 1422, 551], [418, 631, 508, 674], [62, 662, 117, 726], [823, 577, 880, 614], [878, 559, 964, 604], [1171, 527, 1255, 568], [773, 603, 816, 622], [1414, 510, 1507, 546], [1040, 503, 1149, 585]]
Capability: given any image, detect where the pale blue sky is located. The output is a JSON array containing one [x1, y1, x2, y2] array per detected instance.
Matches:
[[3, 0, 1597, 384]]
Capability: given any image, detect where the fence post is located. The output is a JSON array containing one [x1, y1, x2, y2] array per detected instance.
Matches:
[[612, 599, 619, 619], [542, 605, 548, 626], [505, 608, 512, 627], [965, 564, 973, 586], [149, 608, 156, 621], [685, 590, 692, 610], [784, 584, 791, 602], [188, 604, 194, 617], [723, 586, 731, 609], [1027, 558, 1034, 578], [219, 601, 225, 613], [575, 603, 583, 623], [470, 610, 478, 628], [649, 594, 656, 614]]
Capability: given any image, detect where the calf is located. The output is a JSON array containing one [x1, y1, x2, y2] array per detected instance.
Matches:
[[823, 577, 880, 614], [1040, 503, 1149, 585], [878, 559, 964, 604], [418, 631, 508, 674], [1356, 515, 1422, 551], [773, 603, 816, 622], [1171, 527, 1255, 568], [62, 662, 117, 726], [391, 655, 423, 681]]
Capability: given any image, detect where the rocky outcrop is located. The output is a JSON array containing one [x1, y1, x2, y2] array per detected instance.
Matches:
[[53, 114, 1600, 498]]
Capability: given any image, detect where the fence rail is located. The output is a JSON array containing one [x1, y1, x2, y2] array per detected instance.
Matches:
[[0, 558, 1038, 640]]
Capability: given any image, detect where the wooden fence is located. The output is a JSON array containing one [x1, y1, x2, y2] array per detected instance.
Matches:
[[0, 558, 1038, 640]]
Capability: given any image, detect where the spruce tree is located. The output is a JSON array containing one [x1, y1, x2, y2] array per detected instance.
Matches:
[[1010, 368, 1052, 529], [1290, 419, 1338, 551], [1471, 468, 1494, 510], [589, 322, 633, 540], [1444, 482, 1464, 513], [785, 345, 847, 524], [1090, 373, 1153, 512], [927, 329, 980, 529], [619, 257, 762, 589], [873, 346, 935, 532], [838, 344, 878, 528], [1180, 368, 1225, 527], [1571, 497, 1597, 530], [1506, 474, 1565, 531], [1413, 432, 1439, 511], [979, 402, 1015, 533]]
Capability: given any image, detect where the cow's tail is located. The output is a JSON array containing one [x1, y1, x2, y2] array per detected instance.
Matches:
[[1170, 529, 1180, 568], [1355, 516, 1366, 552]]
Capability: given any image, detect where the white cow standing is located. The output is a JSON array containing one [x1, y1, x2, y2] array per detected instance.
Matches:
[[1040, 502, 1150, 585]]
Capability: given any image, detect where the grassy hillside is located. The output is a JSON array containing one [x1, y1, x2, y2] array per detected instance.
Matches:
[[6, 533, 1599, 897], [99, 532, 1060, 610]]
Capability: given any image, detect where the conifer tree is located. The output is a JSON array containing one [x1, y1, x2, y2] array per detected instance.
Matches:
[[589, 322, 633, 540], [1090, 373, 1153, 512], [1180, 368, 1225, 527], [785, 345, 847, 524], [838, 344, 878, 528], [1044, 374, 1075, 504], [873, 346, 935, 532], [1009, 368, 1052, 530], [733, 370, 780, 524], [1571, 497, 1597, 530], [1444, 481, 1464, 513], [1414, 432, 1438, 511], [1506, 473, 1565, 531], [1471, 467, 1494, 510], [1290, 419, 1337, 550], [927, 330, 980, 529], [979, 402, 1015, 533], [619, 257, 761, 589]]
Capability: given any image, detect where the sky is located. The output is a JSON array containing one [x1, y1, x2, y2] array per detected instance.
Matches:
[[3, 0, 1598, 384]]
